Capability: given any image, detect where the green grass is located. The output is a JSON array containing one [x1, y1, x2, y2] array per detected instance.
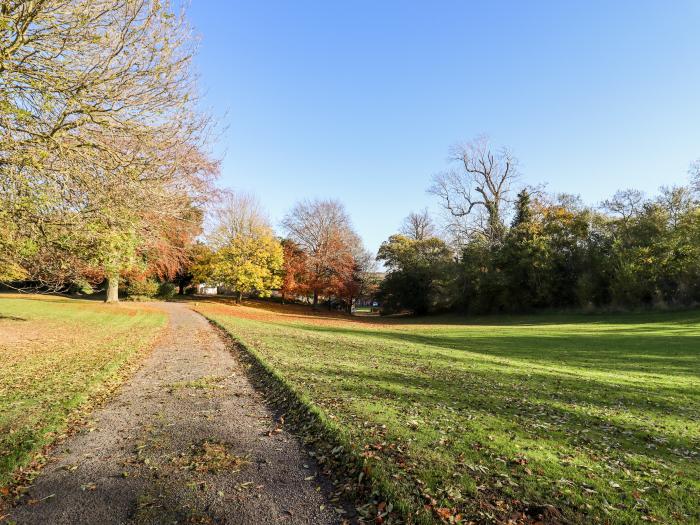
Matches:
[[0, 295, 166, 487], [196, 302, 700, 524]]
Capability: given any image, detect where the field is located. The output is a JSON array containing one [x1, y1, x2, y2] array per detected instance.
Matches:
[[0, 295, 166, 487], [195, 300, 700, 524]]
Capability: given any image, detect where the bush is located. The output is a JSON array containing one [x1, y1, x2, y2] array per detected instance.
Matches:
[[157, 282, 176, 299], [126, 278, 159, 298]]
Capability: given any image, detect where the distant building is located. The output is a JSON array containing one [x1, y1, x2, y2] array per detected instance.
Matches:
[[197, 284, 218, 295]]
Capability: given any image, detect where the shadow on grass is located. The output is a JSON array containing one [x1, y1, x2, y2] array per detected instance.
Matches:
[[281, 321, 700, 380], [289, 361, 700, 466], [196, 295, 700, 328], [0, 314, 26, 321]]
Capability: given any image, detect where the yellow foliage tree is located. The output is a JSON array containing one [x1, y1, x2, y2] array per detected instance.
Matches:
[[209, 229, 283, 302]]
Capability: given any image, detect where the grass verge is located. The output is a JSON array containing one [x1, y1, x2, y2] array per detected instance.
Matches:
[[194, 300, 700, 525], [0, 294, 166, 497], [206, 318, 387, 522]]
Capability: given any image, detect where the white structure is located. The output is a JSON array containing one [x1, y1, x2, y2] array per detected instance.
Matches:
[[197, 284, 218, 295]]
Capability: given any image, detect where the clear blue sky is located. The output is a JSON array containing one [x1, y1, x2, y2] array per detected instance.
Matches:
[[186, 1, 700, 255]]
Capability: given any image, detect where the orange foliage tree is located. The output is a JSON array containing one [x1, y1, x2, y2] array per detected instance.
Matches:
[[282, 199, 367, 308], [280, 240, 308, 302]]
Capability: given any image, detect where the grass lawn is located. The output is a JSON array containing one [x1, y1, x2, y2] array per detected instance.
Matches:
[[195, 300, 700, 524], [0, 294, 166, 488]]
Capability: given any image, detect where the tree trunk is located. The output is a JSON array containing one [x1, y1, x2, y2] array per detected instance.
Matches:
[[312, 290, 318, 307], [237, 291, 242, 304], [106, 274, 119, 303], [178, 281, 185, 295]]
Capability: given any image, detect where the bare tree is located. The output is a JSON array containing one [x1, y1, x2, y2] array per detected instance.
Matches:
[[657, 185, 694, 228], [400, 209, 436, 240], [429, 136, 518, 246], [602, 189, 646, 221], [690, 160, 700, 197], [208, 192, 270, 249]]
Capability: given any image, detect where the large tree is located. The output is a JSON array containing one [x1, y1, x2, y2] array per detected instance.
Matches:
[[430, 136, 518, 247], [281, 199, 361, 307], [203, 193, 283, 302], [399, 209, 436, 240], [0, 0, 216, 301], [280, 240, 308, 303], [377, 234, 454, 315]]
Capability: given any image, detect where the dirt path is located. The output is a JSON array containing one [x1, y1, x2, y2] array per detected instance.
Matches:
[[6, 303, 341, 524]]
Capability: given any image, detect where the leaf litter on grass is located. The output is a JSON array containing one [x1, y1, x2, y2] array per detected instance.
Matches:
[[194, 300, 700, 525]]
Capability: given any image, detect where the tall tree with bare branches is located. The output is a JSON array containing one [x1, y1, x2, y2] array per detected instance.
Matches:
[[400, 209, 436, 240], [429, 136, 518, 247]]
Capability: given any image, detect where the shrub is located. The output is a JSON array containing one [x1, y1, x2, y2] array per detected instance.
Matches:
[[157, 282, 176, 299], [126, 278, 159, 298]]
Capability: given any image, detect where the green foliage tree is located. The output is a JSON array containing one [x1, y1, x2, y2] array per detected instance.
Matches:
[[497, 189, 543, 310], [376, 235, 454, 315]]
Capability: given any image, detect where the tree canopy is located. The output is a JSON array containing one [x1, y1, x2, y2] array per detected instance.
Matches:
[[0, 0, 217, 301], [197, 192, 283, 302]]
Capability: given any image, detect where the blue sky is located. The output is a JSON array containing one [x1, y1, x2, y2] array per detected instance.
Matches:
[[186, 1, 700, 254]]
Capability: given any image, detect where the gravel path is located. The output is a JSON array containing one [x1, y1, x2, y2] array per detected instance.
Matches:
[[6, 303, 341, 525]]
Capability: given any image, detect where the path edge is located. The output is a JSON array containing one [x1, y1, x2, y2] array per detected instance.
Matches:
[[200, 313, 413, 524], [0, 312, 171, 514]]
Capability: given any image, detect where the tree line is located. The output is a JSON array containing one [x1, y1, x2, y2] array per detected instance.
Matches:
[[183, 194, 377, 311], [2, 2, 698, 313], [378, 137, 700, 314]]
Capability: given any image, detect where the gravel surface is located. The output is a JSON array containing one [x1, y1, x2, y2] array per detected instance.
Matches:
[[6, 303, 341, 525]]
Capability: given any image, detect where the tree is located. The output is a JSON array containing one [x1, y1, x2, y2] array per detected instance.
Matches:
[[430, 136, 518, 247], [207, 192, 269, 248], [690, 160, 700, 196], [281, 199, 361, 307], [0, 210, 29, 282], [602, 189, 645, 222], [208, 234, 283, 303], [280, 240, 308, 303], [657, 185, 694, 228], [498, 189, 541, 310], [376, 235, 454, 315], [174, 242, 212, 295], [334, 246, 377, 313], [511, 189, 533, 227], [1, 0, 200, 168], [205, 193, 283, 302], [349, 247, 379, 305], [0, 0, 216, 301], [400, 209, 436, 240]]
